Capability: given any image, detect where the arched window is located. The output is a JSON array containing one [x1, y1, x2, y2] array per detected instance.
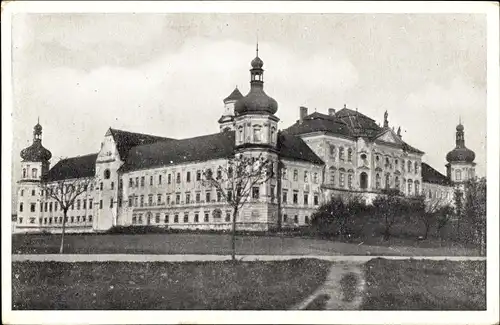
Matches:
[[414, 162, 419, 174], [253, 126, 261, 142], [360, 172, 368, 189], [339, 147, 345, 161], [455, 169, 462, 181], [22, 168, 26, 178], [347, 148, 353, 162], [468, 168, 473, 179], [415, 181, 420, 194], [395, 176, 400, 190], [271, 127, 276, 143], [407, 161, 412, 172], [347, 173, 353, 188], [329, 166, 336, 184], [32, 168, 38, 178], [282, 167, 287, 180], [385, 173, 390, 189], [329, 145, 336, 158], [104, 169, 111, 179], [238, 126, 244, 142], [408, 179, 413, 195], [293, 169, 298, 181], [339, 168, 346, 188], [313, 172, 318, 184], [304, 171, 309, 183], [375, 174, 381, 189]]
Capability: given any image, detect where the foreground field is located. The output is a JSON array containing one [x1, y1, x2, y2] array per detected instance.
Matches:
[[362, 258, 486, 310], [12, 259, 331, 310], [12, 232, 479, 256]]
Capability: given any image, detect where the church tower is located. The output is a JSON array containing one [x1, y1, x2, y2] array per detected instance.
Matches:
[[218, 87, 243, 132], [445, 120, 476, 183], [232, 44, 280, 230], [17, 120, 52, 229]]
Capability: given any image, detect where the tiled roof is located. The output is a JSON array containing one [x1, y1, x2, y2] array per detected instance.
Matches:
[[283, 113, 353, 138], [120, 132, 236, 172], [109, 128, 174, 160], [421, 162, 452, 186], [120, 131, 324, 172], [43, 153, 98, 182], [224, 87, 244, 102], [278, 133, 324, 165]]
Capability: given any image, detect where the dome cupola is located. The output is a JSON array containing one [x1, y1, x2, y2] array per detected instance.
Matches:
[[234, 43, 278, 116], [20, 119, 52, 162], [446, 120, 475, 163]]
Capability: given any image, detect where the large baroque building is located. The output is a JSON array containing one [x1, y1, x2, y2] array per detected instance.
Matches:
[[14, 49, 476, 233]]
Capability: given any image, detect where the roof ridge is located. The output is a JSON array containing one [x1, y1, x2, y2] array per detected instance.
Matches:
[[59, 153, 98, 161], [109, 127, 172, 140]]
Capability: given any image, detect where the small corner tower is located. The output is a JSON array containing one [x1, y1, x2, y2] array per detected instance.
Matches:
[[219, 86, 243, 132], [445, 119, 476, 183]]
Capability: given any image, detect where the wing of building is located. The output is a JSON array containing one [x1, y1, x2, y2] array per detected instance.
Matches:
[[15, 49, 475, 233]]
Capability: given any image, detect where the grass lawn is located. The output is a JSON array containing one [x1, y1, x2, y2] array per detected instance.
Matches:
[[362, 258, 486, 310], [12, 259, 331, 310], [12, 232, 479, 256]]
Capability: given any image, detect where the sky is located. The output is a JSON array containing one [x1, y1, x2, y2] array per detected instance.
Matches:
[[10, 13, 487, 203]]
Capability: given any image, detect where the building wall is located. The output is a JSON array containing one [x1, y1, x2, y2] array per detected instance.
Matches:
[[422, 182, 455, 209]]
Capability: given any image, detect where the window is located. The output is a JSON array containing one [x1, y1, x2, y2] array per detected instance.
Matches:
[[138, 214, 143, 224], [294, 215, 299, 224], [55, 202, 58, 211], [217, 191, 222, 202], [347, 148, 353, 162], [408, 180, 413, 195], [415, 162, 419, 174], [119, 179, 123, 189], [204, 213, 209, 222], [293, 170, 298, 181], [77, 200, 81, 210], [428, 190, 432, 199], [168, 174, 172, 184], [314, 195, 319, 206], [82, 216, 86, 222], [407, 161, 412, 172], [339, 147, 345, 161], [329, 145, 336, 157], [415, 181, 420, 194], [225, 212, 231, 222], [70, 216, 74, 223], [158, 174, 162, 185], [339, 171, 345, 188], [238, 126, 244, 142], [304, 171, 309, 183], [150, 176, 153, 186], [32, 168, 38, 178], [206, 169, 213, 180], [395, 176, 400, 190], [252, 187, 260, 199], [20, 189, 24, 196], [227, 190, 233, 203], [19, 203, 24, 212], [128, 196, 133, 207], [282, 167, 287, 179], [157, 194, 162, 205], [313, 173, 318, 184], [196, 170, 201, 181], [166, 195, 171, 205], [76, 216, 80, 223], [43, 218, 47, 224], [176, 172, 181, 184], [293, 191, 298, 204], [135, 177, 139, 187], [305, 215, 310, 224], [303, 194, 308, 205], [253, 126, 261, 142], [282, 190, 288, 203], [45, 202, 48, 212], [164, 215, 169, 223], [49, 202, 53, 212], [148, 194, 153, 206], [270, 185, 275, 202], [186, 193, 191, 204], [186, 171, 191, 183], [132, 216, 137, 224], [32, 189, 35, 196], [140, 195, 144, 207], [118, 198, 122, 208], [155, 213, 161, 224], [456, 169, 462, 181], [206, 192, 211, 202], [194, 213, 199, 223], [22, 168, 26, 178], [141, 176, 145, 187], [104, 169, 111, 179], [385, 157, 390, 167], [83, 200, 87, 209], [89, 199, 93, 208], [228, 167, 233, 178], [329, 167, 336, 184], [217, 169, 222, 179], [183, 214, 189, 223], [196, 193, 201, 203], [348, 174, 353, 188], [283, 214, 288, 223], [99, 200, 103, 209], [175, 193, 180, 204], [376, 174, 381, 189], [40, 202, 43, 212]]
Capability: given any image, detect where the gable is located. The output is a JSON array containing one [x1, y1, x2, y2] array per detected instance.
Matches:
[[377, 130, 402, 144]]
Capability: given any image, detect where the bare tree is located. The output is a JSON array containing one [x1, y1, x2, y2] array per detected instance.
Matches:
[[203, 153, 274, 261], [40, 177, 93, 253], [420, 194, 449, 240], [463, 177, 487, 256]]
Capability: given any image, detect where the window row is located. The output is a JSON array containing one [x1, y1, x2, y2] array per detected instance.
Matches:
[[374, 156, 420, 174], [131, 211, 232, 225], [282, 214, 310, 225], [281, 191, 319, 205], [428, 189, 451, 199], [327, 167, 355, 188], [328, 145, 354, 163], [18, 215, 93, 225], [282, 168, 320, 183], [22, 167, 38, 179]]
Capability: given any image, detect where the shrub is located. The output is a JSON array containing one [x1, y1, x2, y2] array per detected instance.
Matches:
[[105, 225, 172, 235]]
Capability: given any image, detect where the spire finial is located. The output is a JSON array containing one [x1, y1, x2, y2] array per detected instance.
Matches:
[[459, 115, 462, 125], [256, 41, 259, 57], [37, 116, 40, 124], [344, 104, 347, 109]]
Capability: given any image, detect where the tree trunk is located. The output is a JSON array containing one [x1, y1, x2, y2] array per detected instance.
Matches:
[[231, 206, 238, 261], [423, 223, 429, 240], [60, 210, 67, 254]]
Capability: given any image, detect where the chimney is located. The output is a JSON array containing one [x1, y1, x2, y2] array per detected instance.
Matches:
[[328, 108, 336, 116], [299, 106, 308, 123]]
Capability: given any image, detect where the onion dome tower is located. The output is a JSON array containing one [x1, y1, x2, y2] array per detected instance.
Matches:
[[218, 87, 243, 132], [233, 43, 279, 149], [445, 119, 476, 183], [20, 119, 52, 181]]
